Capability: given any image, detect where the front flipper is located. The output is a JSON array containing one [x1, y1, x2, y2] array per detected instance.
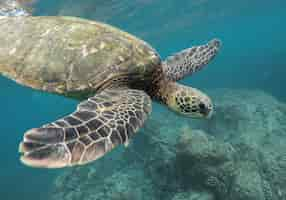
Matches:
[[163, 39, 221, 81], [19, 88, 152, 168]]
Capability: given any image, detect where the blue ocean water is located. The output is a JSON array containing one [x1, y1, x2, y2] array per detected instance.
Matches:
[[0, 0, 286, 199]]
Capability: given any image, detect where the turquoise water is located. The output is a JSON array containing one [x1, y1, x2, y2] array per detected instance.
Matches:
[[0, 0, 286, 199]]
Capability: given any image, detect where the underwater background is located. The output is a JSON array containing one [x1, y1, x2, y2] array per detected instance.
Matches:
[[0, 0, 286, 200]]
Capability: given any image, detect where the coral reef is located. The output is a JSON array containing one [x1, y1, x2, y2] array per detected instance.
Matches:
[[53, 164, 156, 200], [175, 130, 236, 199], [171, 190, 214, 200], [175, 129, 281, 200], [195, 89, 286, 149], [50, 89, 286, 200]]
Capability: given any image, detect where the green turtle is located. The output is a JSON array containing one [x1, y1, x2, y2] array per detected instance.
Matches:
[[0, 16, 220, 168]]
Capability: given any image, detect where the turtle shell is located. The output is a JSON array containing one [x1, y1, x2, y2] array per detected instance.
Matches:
[[0, 16, 161, 98]]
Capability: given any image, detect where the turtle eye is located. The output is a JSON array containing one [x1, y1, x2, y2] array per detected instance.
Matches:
[[198, 102, 211, 116]]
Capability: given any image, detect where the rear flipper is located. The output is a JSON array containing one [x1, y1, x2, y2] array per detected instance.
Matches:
[[163, 39, 221, 81]]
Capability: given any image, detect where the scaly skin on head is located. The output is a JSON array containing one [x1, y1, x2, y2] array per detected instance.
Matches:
[[153, 78, 213, 118]]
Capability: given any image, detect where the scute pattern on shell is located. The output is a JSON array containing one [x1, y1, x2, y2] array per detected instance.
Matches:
[[0, 16, 160, 98]]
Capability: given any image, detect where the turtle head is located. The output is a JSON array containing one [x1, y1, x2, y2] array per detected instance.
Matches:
[[164, 83, 213, 118]]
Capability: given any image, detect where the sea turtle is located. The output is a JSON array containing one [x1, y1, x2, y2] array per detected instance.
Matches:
[[0, 15, 220, 168]]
